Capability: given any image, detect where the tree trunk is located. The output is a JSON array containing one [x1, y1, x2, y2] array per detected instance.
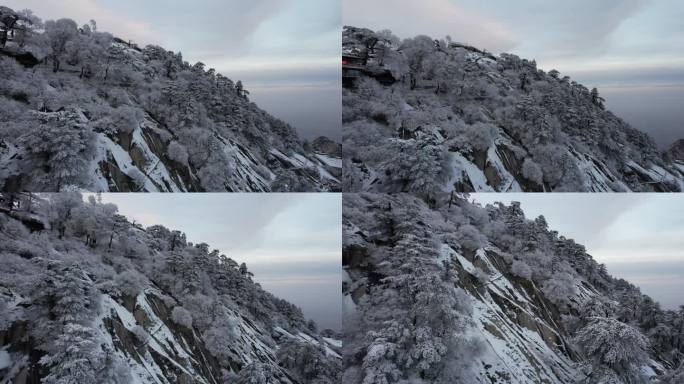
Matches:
[[7, 194, 15, 213]]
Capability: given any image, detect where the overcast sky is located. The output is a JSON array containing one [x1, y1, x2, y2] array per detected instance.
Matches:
[[344, 0, 684, 148], [7, 0, 341, 141], [472, 194, 684, 310], [95, 193, 342, 331]]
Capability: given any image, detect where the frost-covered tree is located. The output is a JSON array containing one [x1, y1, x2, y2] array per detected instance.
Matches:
[[511, 259, 533, 279], [202, 316, 239, 361], [575, 317, 650, 383], [39, 323, 104, 384], [521, 158, 543, 186], [42, 18, 79, 72], [45, 192, 82, 238], [167, 141, 189, 166], [343, 194, 480, 384], [236, 363, 280, 384], [540, 271, 578, 307], [170, 306, 193, 329], [591, 88, 605, 109], [277, 340, 341, 384], [17, 114, 95, 191]]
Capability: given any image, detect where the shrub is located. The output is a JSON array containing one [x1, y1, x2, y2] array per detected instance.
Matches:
[[171, 306, 193, 329]]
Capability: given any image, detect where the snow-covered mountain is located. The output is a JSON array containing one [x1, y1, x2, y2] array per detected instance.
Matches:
[[342, 26, 684, 192], [343, 193, 684, 383], [0, 6, 340, 192], [665, 139, 684, 163], [0, 193, 341, 383]]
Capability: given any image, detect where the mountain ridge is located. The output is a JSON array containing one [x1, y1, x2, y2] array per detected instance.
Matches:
[[0, 192, 341, 383], [342, 26, 684, 193], [0, 6, 340, 192]]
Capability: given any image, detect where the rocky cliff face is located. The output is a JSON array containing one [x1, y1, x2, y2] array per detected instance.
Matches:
[[342, 193, 681, 383], [1, 287, 338, 384], [342, 26, 683, 193], [0, 6, 340, 192]]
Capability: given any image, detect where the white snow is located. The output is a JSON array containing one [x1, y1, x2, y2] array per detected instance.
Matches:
[[447, 152, 496, 192], [487, 145, 522, 192], [218, 135, 271, 191], [343, 292, 358, 316], [323, 337, 342, 348], [131, 127, 184, 192], [454, 250, 477, 275], [401, 102, 415, 111], [270, 149, 340, 183], [315, 153, 342, 168], [96, 134, 161, 192], [0, 349, 11, 370], [466, 278, 577, 384], [437, 243, 457, 265], [626, 160, 683, 190], [273, 328, 341, 359]]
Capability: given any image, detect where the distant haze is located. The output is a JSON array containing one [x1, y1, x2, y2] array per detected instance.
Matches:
[[472, 194, 684, 310], [599, 85, 683, 149], [344, 0, 684, 149], [96, 193, 342, 331], [7, 0, 341, 142]]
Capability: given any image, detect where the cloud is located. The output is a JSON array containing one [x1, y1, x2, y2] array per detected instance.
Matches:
[[343, 0, 517, 52], [3, 0, 159, 44], [532, 0, 650, 54], [453, 0, 651, 57], [139, 0, 289, 55]]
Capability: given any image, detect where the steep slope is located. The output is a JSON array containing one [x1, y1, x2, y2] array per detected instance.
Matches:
[[343, 193, 684, 383], [0, 193, 341, 383], [342, 26, 683, 193], [0, 6, 340, 192], [665, 139, 684, 163]]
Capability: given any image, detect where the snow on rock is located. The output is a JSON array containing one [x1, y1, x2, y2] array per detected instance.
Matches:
[[315, 153, 342, 168], [323, 337, 342, 349], [270, 148, 340, 185], [451, 152, 496, 192], [0, 349, 10, 370]]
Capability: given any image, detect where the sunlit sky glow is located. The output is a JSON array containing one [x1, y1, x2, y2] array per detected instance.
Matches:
[[95, 193, 342, 331], [472, 194, 684, 310], [7, 0, 342, 140], [344, 0, 684, 147]]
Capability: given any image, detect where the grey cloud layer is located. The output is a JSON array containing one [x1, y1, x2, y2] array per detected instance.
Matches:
[[461, 0, 650, 56]]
